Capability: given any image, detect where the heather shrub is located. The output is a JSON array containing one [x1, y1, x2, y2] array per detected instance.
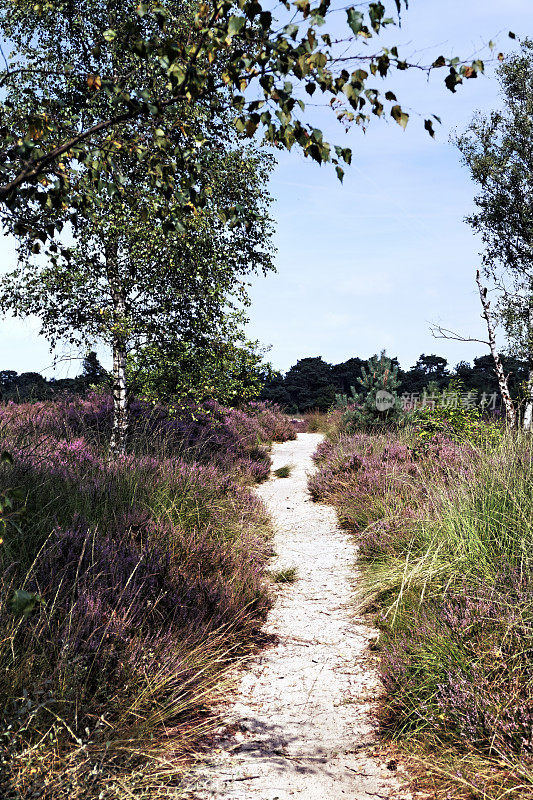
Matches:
[[309, 430, 467, 533], [310, 427, 533, 797], [380, 572, 533, 760], [0, 394, 296, 479], [2, 522, 269, 714], [0, 393, 287, 799], [248, 401, 297, 442]]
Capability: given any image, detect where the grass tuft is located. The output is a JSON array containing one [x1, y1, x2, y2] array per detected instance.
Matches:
[[270, 566, 299, 583], [274, 464, 293, 478]]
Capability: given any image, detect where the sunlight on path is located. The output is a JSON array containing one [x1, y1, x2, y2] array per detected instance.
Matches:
[[187, 432, 410, 800]]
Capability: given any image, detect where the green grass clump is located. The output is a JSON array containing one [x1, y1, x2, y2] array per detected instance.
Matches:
[[274, 464, 293, 478], [304, 410, 342, 436], [270, 566, 299, 583]]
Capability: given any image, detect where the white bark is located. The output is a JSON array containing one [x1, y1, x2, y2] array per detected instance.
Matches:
[[524, 302, 533, 431], [105, 241, 129, 456], [476, 270, 517, 428], [110, 337, 128, 455], [524, 375, 533, 430]]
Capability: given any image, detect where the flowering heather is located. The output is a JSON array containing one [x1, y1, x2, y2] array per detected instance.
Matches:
[[309, 431, 468, 536], [310, 426, 533, 797], [381, 571, 533, 757], [0, 394, 294, 799], [0, 394, 295, 484]]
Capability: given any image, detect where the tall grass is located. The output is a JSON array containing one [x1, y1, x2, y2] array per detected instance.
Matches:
[[302, 409, 342, 436], [311, 427, 533, 799], [0, 394, 295, 799]]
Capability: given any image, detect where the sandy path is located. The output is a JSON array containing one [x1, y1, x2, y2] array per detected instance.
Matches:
[[187, 432, 409, 799]]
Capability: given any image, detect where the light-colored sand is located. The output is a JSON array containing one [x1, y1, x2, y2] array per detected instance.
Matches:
[[187, 432, 410, 800]]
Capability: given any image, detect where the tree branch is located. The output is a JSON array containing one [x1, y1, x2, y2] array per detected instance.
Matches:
[[429, 323, 489, 346]]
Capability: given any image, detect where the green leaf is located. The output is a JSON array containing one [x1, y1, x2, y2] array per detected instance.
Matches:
[[103, 29, 117, 42], [335, 165, 344, 182], [284, 23, 299, 38], [390, 104, 409, 129], [228, 16, 245, 36], [346, 8, 364, 35], [8, 590, 43, 617], [369, 2, 386, 32], [245, 117, 259, 137], [445, 69, 460, 92]]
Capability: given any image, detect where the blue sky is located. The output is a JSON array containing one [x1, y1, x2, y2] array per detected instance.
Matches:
[[2, 1, 533, 377]]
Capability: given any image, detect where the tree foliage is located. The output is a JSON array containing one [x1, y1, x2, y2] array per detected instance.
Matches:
[[457, 40, 533, 286], [456, 39, 533, 427], [0, 0, 491, 242], [337, 349, 402, 429], [129, 335, 273, 406], [0, 140, 274, 451], [0, 144, 274, 347]]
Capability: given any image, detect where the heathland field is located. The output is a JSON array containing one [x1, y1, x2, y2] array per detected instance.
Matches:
[[0, 395, 296, 798], [310, 412, 533, 798]]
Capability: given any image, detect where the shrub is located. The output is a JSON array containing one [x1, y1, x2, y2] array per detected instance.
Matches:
[[0, 394, 292, 798], [407, 384, 502, 447], [310, 427, 533, 797]]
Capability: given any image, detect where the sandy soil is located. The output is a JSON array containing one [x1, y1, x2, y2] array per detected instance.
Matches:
[[187, 432, 410, 799]]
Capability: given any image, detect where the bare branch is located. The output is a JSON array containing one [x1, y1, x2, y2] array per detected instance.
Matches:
[[476, 269, 517, 427], [429, 323, 489, 346]]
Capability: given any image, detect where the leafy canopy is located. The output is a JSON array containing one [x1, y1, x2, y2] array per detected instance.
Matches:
[[129, 336, 273, 406], [456, 39, 533, 358], [1, 0, 491, 242], [0, 143, 275, 353]]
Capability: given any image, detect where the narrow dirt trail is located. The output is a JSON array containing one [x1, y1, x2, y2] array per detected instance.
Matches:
[[188, 432, 410, 800]]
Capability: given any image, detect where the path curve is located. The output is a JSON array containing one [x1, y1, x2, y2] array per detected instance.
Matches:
[[188, 433, 410, 800]]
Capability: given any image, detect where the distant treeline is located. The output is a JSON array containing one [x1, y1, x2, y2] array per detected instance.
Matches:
[[260, 353, 530, 413], [3, 351, 529, 412], [0, 352, 108, 402]]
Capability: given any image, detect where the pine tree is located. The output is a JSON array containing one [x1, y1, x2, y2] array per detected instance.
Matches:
[[81, 352, 108, 387], [337, 350, 402, 430]]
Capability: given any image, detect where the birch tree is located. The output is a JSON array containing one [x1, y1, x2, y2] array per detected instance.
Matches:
[[456, 40, 533, 428], [0, 145, 274, 455], [475, 270, 517, 427], [0, 0, 492, 245]]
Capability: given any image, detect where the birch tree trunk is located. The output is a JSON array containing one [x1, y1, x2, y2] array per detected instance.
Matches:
[[523, 302, 533, 431], [476, 270, 517, 428], [105, 241, 129, 456]]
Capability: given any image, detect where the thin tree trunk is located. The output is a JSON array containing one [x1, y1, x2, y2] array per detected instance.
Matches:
[[523, 302, 533, 431], [476, 270, 517, 428], [110, 335, 128, 455], [105, 241, 129, 456]]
